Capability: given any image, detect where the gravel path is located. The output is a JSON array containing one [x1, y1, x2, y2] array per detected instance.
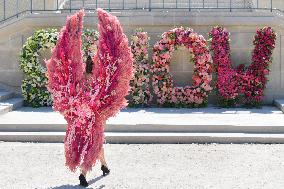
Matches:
[[1, 142, 284, 189]]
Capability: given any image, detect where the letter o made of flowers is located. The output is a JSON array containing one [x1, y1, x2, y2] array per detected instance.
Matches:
[[152, 27, 213, 107]]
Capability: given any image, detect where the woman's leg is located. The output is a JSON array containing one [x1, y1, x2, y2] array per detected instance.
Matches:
[[81, 169, 87, 177], [79, 169, 88, 187], [99, 147, 110, 176], [99, 147, 108, 167]]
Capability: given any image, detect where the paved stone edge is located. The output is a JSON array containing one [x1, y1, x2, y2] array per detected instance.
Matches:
[[1, 123, 284, 133], [1, 132, 284, 144]]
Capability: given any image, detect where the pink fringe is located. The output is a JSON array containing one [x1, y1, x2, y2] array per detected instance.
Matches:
[[46, 9, 133, 173]]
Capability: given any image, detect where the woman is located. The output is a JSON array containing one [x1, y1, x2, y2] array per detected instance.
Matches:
[[78, 56, 110, 187], [46, 9, 133, 188]]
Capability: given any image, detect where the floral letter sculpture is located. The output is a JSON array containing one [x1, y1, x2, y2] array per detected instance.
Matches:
[[152, 27, 213, 107], [209, 26, 276, 107], [129, 29, 152, 107], [46, 9, 133, 173]]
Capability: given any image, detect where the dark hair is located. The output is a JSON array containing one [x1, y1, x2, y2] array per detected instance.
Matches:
[[86, 55, 93, 74]]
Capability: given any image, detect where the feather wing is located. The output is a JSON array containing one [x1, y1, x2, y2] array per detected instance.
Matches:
[[95, 8, 134, 120], [46, 10, 85, 116]]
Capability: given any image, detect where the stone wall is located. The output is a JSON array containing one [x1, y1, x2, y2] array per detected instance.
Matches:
[[0, 10, 283, 104], [1, 0, 278, 20]]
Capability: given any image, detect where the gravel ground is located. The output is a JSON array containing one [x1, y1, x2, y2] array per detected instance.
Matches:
[[1, 142, 284, 189]]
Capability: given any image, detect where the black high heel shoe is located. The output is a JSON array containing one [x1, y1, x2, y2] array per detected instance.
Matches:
[[79, 174, 89, 187], [101, 165, 110, 176]]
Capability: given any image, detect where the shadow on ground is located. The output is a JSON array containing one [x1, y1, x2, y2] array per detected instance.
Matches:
[[50, 185, 105, 189], [50, 175, 105, 189]]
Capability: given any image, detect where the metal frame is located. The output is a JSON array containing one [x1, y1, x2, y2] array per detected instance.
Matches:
[[0, 0, 282, 24]]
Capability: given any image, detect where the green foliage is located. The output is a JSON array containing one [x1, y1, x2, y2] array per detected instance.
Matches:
[[20, 29, 58, 107], [20, 28, 99, 107], [217, 98, 238, 108]]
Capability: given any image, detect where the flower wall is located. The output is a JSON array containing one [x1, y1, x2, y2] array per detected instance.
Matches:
[[22, 26, 276, 108]]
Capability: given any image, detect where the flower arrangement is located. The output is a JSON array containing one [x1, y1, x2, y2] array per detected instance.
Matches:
[[20, 28, 99, 107], [151, 27, 213, 107], [129, 29, 152, 107], [209, 26, 276, 107], [244, 27, 276, 106], [20, 29, 58, 107]]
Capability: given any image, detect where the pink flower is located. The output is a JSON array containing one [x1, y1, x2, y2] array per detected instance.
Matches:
[[209, 26, 276, 105]]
